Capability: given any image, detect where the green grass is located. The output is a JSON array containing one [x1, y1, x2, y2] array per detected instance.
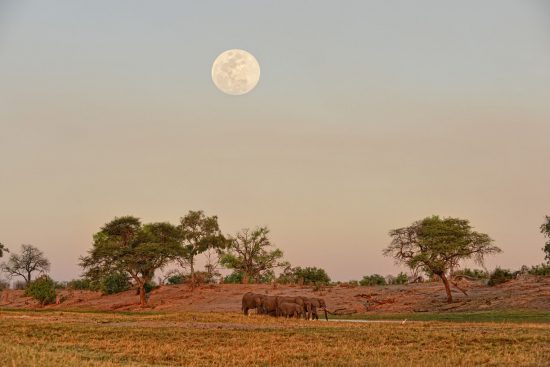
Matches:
[[328, 310, 550, 323]]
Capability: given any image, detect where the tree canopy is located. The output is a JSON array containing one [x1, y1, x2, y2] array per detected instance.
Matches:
[[383, 215, 500, 302], [541, 216, 550, 263], [0, 244, 50, 285], [220, 227, 288, 284], [177, 211, 227, 286], [80, 216, 182, 306]]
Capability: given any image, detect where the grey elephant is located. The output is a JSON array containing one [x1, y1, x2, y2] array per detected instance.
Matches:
[[307, 297, 328, 320], [275, 296, 310, 318], [241, 292, 263, 315], [277, 302, 303, 318], [259, 295, 279, 316]]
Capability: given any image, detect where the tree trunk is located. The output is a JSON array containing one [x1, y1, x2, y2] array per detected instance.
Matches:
[[139, 283, 146, 307], [241, 272, 249, 284], [26, 271, 32, 286], [189, 257, 195, 289], [440, 273, 453, 303]]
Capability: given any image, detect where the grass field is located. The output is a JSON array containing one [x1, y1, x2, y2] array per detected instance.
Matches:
[[1, 309, 549, 367]]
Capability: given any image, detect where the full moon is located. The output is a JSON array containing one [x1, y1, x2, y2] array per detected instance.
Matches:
[[211, 49, 260, 95]]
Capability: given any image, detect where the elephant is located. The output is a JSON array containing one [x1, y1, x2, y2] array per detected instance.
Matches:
[[259, 295, 279, 316], [277, 302, 303, 318], [241, 292, 263, 315], [306, 297, 328, 320], [275, 296, 309, 319]]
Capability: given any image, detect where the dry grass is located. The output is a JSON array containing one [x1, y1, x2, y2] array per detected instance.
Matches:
[[1, 310, 549, 367]]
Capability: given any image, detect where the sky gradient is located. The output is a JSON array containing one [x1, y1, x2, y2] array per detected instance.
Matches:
[[1, 0, 549, 281]]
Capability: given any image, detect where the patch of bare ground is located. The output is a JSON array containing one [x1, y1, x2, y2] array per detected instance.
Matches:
[[1, 275, 549, 314]]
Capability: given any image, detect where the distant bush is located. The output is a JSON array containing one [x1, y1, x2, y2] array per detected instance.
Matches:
[[100, 272, 131, 295], [391, 272, 409, 285], [360, 274, 386, 286], [25, 275, 56, 305], [143, 281, 156, 294], [291, 267, 331, 285], [67, 278, 100, 291], [224, 271, 275, 284], [167, 273, 185, 285], [453, 268, 489, 279], [54, 281, 68, 289], [488, 267, 514, 286], [527, 264, 550, 276], [0, 279, 9, 291]]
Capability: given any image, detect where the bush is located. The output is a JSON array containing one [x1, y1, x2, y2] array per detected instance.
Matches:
[[527, 264, 550, 276], [454, 268, 489, 279], [488, 267, 514, 286], [360, 274, 386, 286], [392, 272, 409, 285], [143, 281, 156, 294], [25, 275, 56, 305], [0, 279, 9, 291], [167, 274, 185, 285], [100, 272, 131, 295], [67, 278, 100, 291]]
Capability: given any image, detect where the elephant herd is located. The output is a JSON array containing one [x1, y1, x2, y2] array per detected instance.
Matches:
[[242, 292, 328, 321]]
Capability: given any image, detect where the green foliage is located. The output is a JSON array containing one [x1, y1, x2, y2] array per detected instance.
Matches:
[[223, 270, 274, 284], [453, 268, 489, 279], [360, 274, 386, 286], [393, 272, 409, 285], [488, 267, 514, 286], [527, 264, 550, 276], [67, 278, 100, 291], [25, 275, 56, 305], [143, 281, 156, 294], [167, 274, 185, 285], [220, 227, 288, 284], [80, 216, 182, 305], [100, 272, 131, 295], [224, 271, 245, 284], [177, 211, 227, 282], [384, 215, 500, 302], [541, 216, 550, 263], [286, 266, 331, 285]]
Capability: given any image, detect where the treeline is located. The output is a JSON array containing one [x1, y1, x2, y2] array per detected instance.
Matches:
[[1, 213, 549, 306]]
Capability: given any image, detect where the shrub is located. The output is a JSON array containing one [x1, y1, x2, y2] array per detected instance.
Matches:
[[143, 281, 156, 294], [25, 275, 56, 305], [100, 272, 131, 295], [393, 272, 408, 285], [488, 267, 514, 286], [527, 264, 550, 276], [360, 274, 386, 286], [291, 267, 331, 285], [0, 279, 9, 291], [167, 274, 185, 285], [67, 278, 100, 291], [454, 268, 489, 279]]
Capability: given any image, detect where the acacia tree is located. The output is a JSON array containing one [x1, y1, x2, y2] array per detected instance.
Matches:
[[80, 216, 182, 306], [177, 211, 227, 287], [0, 244, 50, 286], [220, 227, 288, 284], [0, 242, 8, 258], [383, 216, 501, 303], [541, 216, 550, 263]]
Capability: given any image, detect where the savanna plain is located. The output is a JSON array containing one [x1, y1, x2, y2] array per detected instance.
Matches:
[[1, 309, 550, 367]]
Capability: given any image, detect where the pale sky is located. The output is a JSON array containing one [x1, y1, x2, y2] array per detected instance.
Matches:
[[0, 1, 549, 281]]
